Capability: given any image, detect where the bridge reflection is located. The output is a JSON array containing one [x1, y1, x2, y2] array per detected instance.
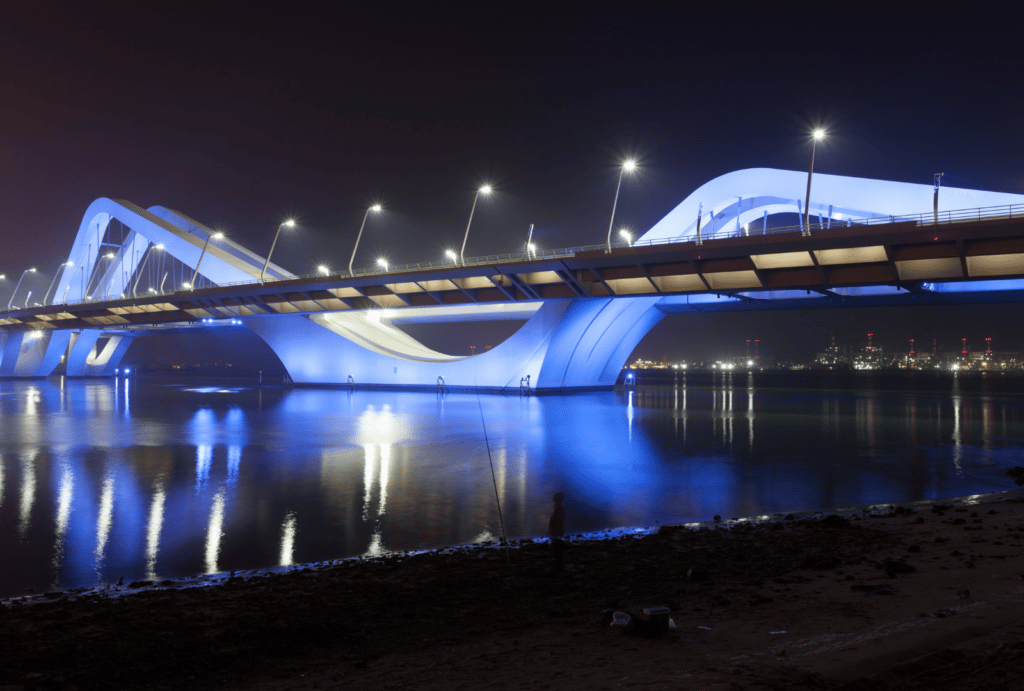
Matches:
[[1, 376, 1023, 596]]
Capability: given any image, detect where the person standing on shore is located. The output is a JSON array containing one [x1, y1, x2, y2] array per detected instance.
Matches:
[[549, 492, 565, 575]]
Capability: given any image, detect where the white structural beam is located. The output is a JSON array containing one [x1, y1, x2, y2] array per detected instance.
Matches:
[[641, 168, 1024, 243]]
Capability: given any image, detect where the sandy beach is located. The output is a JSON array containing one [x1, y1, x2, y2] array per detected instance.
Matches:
[[2, 489, 1024, 691]]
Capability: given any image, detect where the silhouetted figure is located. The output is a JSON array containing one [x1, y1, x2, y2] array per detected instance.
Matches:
[[549, 492, 565, 575]]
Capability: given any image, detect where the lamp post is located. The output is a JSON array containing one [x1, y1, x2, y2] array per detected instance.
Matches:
[[8, 268, 36, 309], [260, 220, 296, 283], [803, 129, 825, 236], [349, 204, 382, 276], [62, 264, 84, 303], [933, 173, 944, 224], [318, 265, 330, 276], [619, 229, 633, 247], [85, 252, 115, 300], [460, 185, 492, 265], [376, 258, 389, 272], [445, 249, 458, 265], [606, 160, 637, 250], [42, 261, 73, 305], [189, 232, 223, 289], [132, 244, 163, 297]]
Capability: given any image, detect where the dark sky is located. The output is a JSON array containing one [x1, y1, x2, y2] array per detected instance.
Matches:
[[3, 4, 1023, 363]]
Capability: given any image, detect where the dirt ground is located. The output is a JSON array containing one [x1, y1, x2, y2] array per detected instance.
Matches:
[[2, 490, 1024, 691]]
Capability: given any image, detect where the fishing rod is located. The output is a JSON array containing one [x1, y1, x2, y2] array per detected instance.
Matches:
[[475, 381, 510, 565]]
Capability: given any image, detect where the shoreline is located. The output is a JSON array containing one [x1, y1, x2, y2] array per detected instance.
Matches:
[[5, 487, 1018, 606], [3, 486, 1024, 689]]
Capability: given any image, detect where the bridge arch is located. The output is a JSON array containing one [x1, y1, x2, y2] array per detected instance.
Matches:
[[640, 168, 1024, 243], [54, 198, 293, 305]]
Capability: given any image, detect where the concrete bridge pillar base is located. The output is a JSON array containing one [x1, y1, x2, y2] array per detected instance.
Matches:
[[65, 331, 134, 377], [0, 330, 73, 377], [242, 296, 667, 392]]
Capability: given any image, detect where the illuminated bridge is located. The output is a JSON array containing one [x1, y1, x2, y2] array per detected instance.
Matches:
[[3, 168, 1024, 391]]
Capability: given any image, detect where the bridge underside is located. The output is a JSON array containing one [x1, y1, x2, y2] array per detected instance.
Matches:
[[4, 284, 1024, 390]]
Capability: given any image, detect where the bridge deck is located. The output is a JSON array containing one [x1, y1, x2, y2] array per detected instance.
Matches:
[[3, 215, 1024, 333]]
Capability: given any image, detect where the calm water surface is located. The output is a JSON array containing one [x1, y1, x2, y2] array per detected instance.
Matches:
[[1, 371, 1022, 597]]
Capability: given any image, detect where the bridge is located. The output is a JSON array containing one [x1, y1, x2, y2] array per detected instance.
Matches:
[[3, 168, 1024, 391]]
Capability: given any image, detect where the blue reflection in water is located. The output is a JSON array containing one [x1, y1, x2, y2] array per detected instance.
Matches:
[[1, 373, 1024, 596]]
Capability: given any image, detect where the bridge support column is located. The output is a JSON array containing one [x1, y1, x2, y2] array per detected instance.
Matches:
[[242, 296, 669, 392], [0, 330, 73, 377], [65, 331, 133, 377]]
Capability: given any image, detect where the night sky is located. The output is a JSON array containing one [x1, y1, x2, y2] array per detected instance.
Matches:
[[3, 5, 1023, 364]]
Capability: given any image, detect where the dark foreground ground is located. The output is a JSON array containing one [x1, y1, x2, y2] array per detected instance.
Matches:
[[2, 491, 1024, 691]]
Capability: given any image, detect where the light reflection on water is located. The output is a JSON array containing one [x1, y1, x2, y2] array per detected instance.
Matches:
[[1, 372, 1024, 597]]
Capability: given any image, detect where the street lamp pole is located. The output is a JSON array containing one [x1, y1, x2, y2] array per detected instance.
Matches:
[[803, 130, 825, 236], [190, 232, 224, 289], [933, 173, 944, 224], [132, 244, 163, 297], [42, 262, 73, 305], [606, 160, 636, 250], [8, 268, 36, 309], [349, 205, 382, 276], [260, 220, 295, 283], [460, 185, 492, 265]]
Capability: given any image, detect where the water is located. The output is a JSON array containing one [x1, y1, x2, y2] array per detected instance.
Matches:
[[1, 371, 1023, 598]]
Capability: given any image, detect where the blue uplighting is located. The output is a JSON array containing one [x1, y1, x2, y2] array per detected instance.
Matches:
[[924, 279, 1024, 293]]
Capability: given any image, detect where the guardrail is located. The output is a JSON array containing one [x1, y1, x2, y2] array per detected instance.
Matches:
[[18, 201, 1024, 310]]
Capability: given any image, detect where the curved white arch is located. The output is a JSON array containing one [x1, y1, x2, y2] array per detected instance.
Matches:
[[55, 199, 292, 304], [640, 168, 1024, 243]]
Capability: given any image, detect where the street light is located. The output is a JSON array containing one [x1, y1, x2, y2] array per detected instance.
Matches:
[[619, 229, 633, 246], [8, 268, 36, 309], [445, 249, 458, 264], [132, 243, 164, 297], [190, 231, 224, 289], [260, 219, 296, 283], [318, 265, 330, 276], [85, 251, 117, 299], [606, 159, 637, 250], [349, 204, 383, 276], [42, 261, 73, 305], [376, 258, 389, 272], [459, 185, 492, 264], [803, 129, 825, 236]]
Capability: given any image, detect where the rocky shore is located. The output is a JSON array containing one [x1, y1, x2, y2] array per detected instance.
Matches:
[[2, 490, 1024, 690]]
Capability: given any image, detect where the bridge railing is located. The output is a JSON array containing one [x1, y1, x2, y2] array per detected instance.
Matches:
[[37, 201, 1024, 308]]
